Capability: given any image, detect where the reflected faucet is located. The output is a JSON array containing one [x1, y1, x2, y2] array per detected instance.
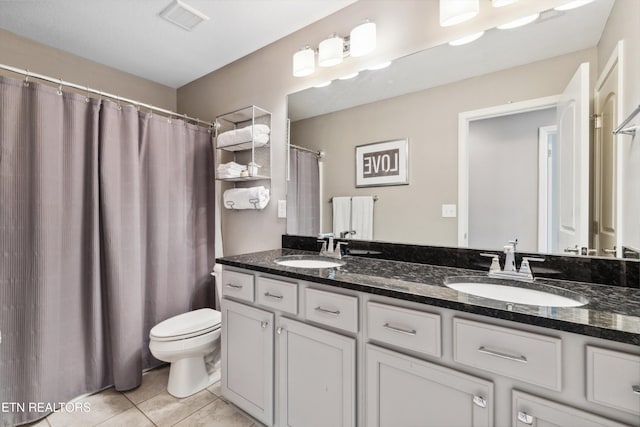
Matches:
[[340, 230, 356, 238]]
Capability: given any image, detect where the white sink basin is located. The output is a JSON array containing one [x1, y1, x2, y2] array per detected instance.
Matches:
[[445, 277, 588, 308], [275, 255, 345, 269]]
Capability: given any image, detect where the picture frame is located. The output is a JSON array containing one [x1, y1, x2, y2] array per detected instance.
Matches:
[[355, 139, 409, 187]]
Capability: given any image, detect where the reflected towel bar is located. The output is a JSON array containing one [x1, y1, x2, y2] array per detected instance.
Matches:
[[329, 196, 378, 203], [613, 104, 640, 136]]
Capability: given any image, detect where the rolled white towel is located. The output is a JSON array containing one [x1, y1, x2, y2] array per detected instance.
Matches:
[[217, 124, 270, 149], [223, 186, 270, 210]]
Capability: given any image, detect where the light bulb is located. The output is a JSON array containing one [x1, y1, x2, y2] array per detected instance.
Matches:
[[292, 47, 315, 77], [350, 21, 376, 57], [319, 35, 344, 67]]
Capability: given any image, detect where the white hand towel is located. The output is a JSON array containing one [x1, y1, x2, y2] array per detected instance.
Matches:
[[223, 186, 270, 210], [351, 196, 374, 240], [332, 197, 351, 236]]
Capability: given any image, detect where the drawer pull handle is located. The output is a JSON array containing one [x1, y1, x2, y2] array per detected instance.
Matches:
[[517, 411, 534, 425], [225, 283, 243, 289], [260, 321, 268, 329], [632, 385, 640, 395], [383, 323, 417, 336], [264, 292, 283, 300], [315, 306, 341, 316], [472, 395, 486, 408], [478, 346, 527, 363]]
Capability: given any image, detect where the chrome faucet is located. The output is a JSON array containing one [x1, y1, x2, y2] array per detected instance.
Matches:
[[480, 239, 544, 282], [340, 230, 356, 238], [317, 234, 347, 259]]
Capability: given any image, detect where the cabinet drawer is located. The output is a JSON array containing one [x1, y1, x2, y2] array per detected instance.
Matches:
[[453, 318, 562, 391], [304, 288, 358, 333], [256, 277, 298, 315], [512, 390, 628, 427], [367, 301, 441, 358], [221, 270, 254, 302], [586, 346, 640, 415]]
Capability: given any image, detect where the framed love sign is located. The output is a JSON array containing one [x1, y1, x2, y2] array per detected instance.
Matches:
[[355, 139, 409, 187]]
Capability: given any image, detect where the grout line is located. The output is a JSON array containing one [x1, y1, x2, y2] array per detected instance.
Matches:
[[168, 399, 217, 427], [133, 406, 158, 427]]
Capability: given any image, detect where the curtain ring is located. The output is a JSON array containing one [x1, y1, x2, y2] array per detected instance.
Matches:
[[85, 85, 90, 103], [57, 78, 63, 95], [116, 95, 122, 110], [23, 70, 30, 87]]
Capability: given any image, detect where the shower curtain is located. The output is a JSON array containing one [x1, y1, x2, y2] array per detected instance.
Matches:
[[0, 75, 215, 426], [286, 148, 320, 236]]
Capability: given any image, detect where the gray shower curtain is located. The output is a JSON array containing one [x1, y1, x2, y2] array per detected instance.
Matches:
[[286, 148, 320, 236], [0, 76, 215, 426]]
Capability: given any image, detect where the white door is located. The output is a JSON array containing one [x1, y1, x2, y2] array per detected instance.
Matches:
[[366, 344, 494, 427], [556, 62, 590, 254], [221, 299, 274, 426], [594, 47, 622, 257], [277, 317, 355, 427]]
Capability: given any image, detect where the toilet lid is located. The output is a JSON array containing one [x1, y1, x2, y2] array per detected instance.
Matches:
[[150, 308, 221, 340]]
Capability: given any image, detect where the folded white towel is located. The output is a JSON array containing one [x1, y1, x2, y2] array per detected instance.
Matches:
[[223, 186, 270, 210], [217, 124, 270, 150], [217, 171, 242, 179], [217, 161, 246, 171]]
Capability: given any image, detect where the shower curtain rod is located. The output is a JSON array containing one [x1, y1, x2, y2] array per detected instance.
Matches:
[[0, 63, 214, 128], [290, 143, 323, 157]]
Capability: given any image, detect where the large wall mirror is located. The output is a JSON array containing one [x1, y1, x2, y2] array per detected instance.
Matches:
[[286, 0, 638, 259]]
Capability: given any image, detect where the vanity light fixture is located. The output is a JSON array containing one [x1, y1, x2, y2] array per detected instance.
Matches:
[[554, 0, 595, 11], [293, 47, 315, 77], [318, 34, 344, 67], [491, 0, 519, 7], [350, 21, 377, 57], [449, 31, 485, 46], [439, 0, 479, 27], [292, 20, 377, 77], [496, 12, 540, 29]]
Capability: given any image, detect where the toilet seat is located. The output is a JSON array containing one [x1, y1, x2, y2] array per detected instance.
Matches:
[[150, 308, 221, 342]]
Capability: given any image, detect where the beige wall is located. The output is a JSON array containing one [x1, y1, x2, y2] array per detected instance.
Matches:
[[177, 0, 573, 256], [597, 0, 640, 251], [291, 49, 596, 247], [0, 28, 176, 110]]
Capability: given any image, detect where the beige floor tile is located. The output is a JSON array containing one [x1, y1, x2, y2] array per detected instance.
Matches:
[[46, 388, 133, 427], [95, 407, 154, 427], [136, 389, 216, 427], [206, 381, 221, 397], [173, 399, 254, 427], [124, 366, 170, 404]]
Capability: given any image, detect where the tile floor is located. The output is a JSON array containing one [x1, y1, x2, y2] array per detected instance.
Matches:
[[25, 366, 264, 427]]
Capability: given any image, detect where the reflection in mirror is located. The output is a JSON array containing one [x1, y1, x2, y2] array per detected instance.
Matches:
[[286, 0, 638, 259]]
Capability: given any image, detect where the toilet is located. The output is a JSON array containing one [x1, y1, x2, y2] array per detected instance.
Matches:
[[149, 308, 222, 398]]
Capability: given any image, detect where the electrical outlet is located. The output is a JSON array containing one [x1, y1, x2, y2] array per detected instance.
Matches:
[[277, 200, 287, 218], [442, 204, 457, 218]]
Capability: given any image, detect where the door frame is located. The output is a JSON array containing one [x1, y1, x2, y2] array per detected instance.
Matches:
[[457, 95, 560, 247], [538, 125, 557, 253], [593, 40, 624, 257]]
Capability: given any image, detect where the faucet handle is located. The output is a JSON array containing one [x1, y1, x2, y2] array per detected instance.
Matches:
[[522, 256, 545, 263], [519, 257, 544, 278]]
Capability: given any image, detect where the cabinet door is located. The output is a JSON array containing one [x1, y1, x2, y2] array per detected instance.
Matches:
[[277, 317, 356, 427], [366, 344, 494, 427], [512, 390, 629, 427], [222, 298, 274, 426]]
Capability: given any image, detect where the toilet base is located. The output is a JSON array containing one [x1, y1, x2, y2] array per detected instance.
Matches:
[[167, 356, 211, 398]]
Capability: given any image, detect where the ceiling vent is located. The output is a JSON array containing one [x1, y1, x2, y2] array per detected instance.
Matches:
[[160, 0, 210, 31]]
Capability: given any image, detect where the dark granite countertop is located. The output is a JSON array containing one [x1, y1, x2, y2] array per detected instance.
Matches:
[[216, 248, 640, 345]]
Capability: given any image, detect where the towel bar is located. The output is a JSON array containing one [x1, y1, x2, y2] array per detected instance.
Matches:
[[329, 195, 378, 203]]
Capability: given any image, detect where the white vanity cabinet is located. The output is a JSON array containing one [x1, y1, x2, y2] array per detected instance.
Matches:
[[366, 344, 493, 426], [277, 317, 356, 427], [221, 298, 274, 425], [220, 266, 640, 427]]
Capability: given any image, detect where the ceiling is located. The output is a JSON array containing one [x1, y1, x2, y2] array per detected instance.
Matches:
[[0, 0, 356, 88], [288, 0, 614, 121]]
